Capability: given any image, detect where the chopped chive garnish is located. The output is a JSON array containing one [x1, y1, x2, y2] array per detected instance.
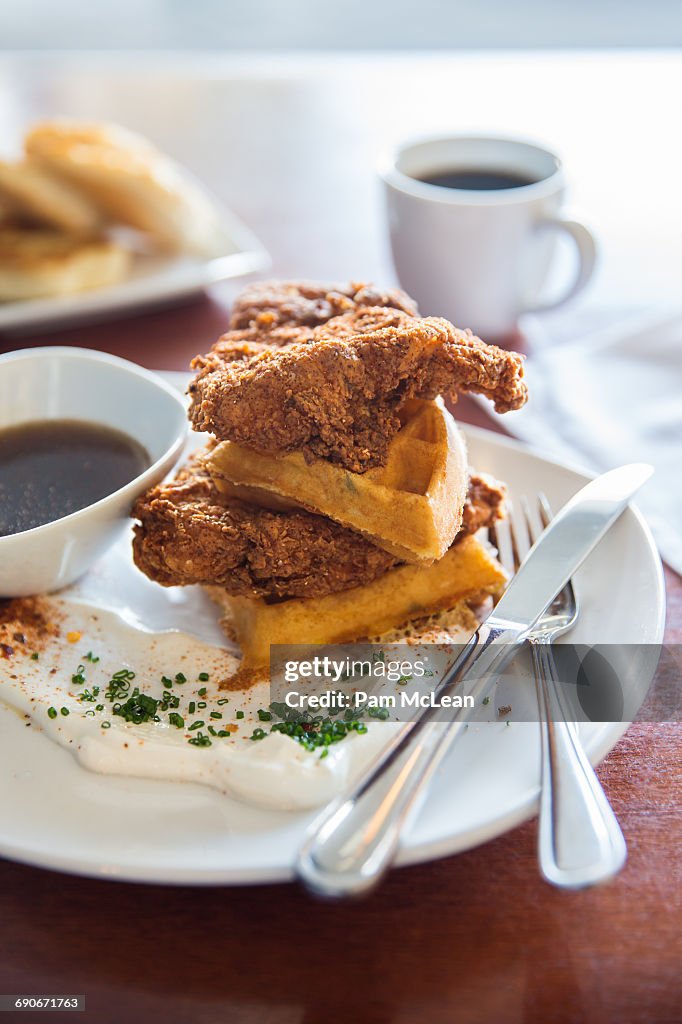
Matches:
[[188, 701, 196, 715], [197, 701, 207, 710], [60, 707, 70, 717], [71, 665, 86, 685], [188, 720, 204, 731], [78, 687, 100, 703], [198, 673, 209, 682], [257, 709, 272, 722], [251, 728, 266, 741], [84, 652, 100, 663], [256, 707, 370, 753], [168, 712, 184, 729], [47, 706, 57, 719], [236, 710, 244, 720], [198, 687, 207, 697], [30, 652, 39, 661], [105, 679, 130, 700], [188, 732, 211, 747], [112, 692, 158, 724], [175, 672, 186, 684], [159, 691, 180, 711], [101, 721, 111, 729], [217, 698, 229, 706], [210, 711, 222, 720]]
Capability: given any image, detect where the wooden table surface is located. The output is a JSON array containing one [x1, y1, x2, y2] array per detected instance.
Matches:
[[0, 53, 680, 1024]]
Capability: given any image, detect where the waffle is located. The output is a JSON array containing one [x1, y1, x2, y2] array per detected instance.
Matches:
[[207, 398, 469, 564], [207, 533, 506, 682]]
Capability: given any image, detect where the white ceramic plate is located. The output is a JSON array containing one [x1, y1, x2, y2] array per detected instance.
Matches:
[[0, 383, 665, 884], [0, 212, 269, 332]]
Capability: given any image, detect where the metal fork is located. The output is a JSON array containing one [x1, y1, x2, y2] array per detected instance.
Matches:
[[490, 496, 627, 889]]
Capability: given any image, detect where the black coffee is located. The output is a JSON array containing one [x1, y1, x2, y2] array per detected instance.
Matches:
[[418, 168, 537, 191]]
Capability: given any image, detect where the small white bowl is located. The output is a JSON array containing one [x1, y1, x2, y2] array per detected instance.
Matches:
[[0, 347, 188, 597]]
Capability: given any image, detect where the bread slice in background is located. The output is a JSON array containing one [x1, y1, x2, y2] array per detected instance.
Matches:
[[0, 158, 103, 236], [0, 227, 131, 301], [25, 119, 222, 254]]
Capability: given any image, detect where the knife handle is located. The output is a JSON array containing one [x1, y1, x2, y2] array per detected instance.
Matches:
[[531, 637, 627, 889], [295, 618, 520, 899], [295, 716, 466, 899]]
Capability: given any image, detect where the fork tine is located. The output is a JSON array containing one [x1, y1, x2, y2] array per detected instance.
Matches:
[[488, 517, 513, 577], [489, 500, 537, 577], [537, 493, 553, 528], [507, 502, 524, 574], [520, 495, 539, 546]]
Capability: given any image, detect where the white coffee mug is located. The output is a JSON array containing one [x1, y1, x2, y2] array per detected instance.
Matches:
[[380, 134, 596, 339]]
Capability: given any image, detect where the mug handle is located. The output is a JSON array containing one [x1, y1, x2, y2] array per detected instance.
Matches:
[[524, 214, 597, 314]]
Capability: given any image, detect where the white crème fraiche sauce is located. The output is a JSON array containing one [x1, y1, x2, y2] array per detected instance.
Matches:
[[0, 603, 397, 811]]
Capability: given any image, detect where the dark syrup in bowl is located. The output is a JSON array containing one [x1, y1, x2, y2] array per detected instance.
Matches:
[[0, 419, 149, 537]]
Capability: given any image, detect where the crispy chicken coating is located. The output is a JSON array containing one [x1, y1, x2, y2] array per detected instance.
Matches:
[[462, 472, 510, 536], [196, 305, 413, 360], [132, 453, 505, 601], [228, 279, 418, 332], [188, 307, 527, 473]]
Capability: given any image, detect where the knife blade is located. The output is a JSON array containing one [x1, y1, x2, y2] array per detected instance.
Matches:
[[490, 462, 653, 633]]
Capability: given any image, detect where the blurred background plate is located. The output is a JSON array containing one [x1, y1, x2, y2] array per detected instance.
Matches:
[[0, 209, 269, 332]]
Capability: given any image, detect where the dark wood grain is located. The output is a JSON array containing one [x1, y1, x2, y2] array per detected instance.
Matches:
[[0, 56, 680, 1024]]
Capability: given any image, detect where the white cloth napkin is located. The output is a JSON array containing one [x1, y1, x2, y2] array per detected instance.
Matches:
[[491, 307, 682, 576]]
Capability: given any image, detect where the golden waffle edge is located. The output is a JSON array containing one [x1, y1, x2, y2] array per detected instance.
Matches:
[[207, 398, 469, 564], [206, 533, 507, 683]]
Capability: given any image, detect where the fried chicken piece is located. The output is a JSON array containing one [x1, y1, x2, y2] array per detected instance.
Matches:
[[221, 282, 419, 357], [229, 279, 418, 332], [462, 472, 509, 536], [133, 454, 394, 599], [132, 452, 505, 601], [197, 306, 414, 363], [189, 307, 527, 473]]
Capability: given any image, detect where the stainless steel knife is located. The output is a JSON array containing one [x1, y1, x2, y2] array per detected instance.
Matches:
[[296, 463, 653, 898]]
